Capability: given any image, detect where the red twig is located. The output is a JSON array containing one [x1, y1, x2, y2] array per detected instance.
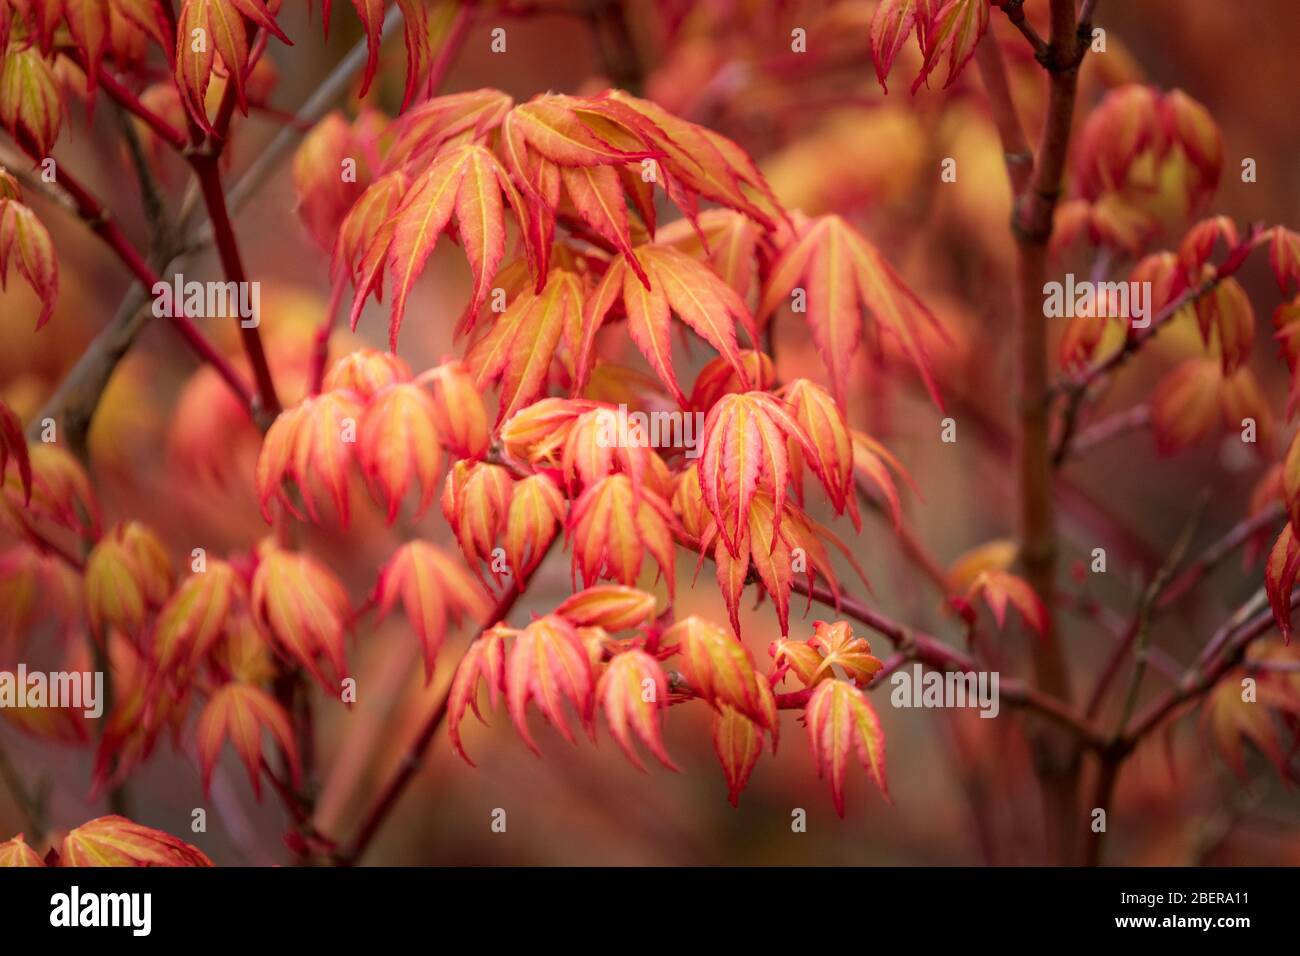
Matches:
[[340, 559, 547, 865], [12, 135, 255, 411], [1158, 502, 1284, 611], [309, 274, 348, 396], [997, 0, 1050, 61], [90, 62, 189, 152], [191, 156, 281, 421], [1125, 594, 1295, 746], [1055, 228, 1268, 398]]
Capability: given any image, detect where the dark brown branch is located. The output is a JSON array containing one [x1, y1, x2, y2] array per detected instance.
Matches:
[[1011, 0, 1087, 864]]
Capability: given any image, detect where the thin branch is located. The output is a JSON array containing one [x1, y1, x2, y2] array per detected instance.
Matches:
[[7, 142, 255, 445], [340, 539, 555, 865], [91, 61, 189, 152], [112, 106, 170, 258], [1110, 491, 1210, 738], [1057, 403, 1149, 464], [789, 575, 1105, 747], [997, 0, 1050, 61], [29, 7, 405, 446], [1159, 501, 1285, 610], [1124, 592, 1295, 747], [973, 31, 1032, 194], [1050, 227, 1269, 405], [1196, 586, 1268, 670], [190, 155, 281, 421]]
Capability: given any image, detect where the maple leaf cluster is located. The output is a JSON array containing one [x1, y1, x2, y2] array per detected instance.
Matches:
[[250, 81, 955, 811]]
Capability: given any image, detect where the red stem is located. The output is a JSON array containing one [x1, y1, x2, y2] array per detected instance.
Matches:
[[191, 156, 281, 419], [89, 61, 189, 152], [1159, 502, 1284, 610], [309, 273, 348, 395], [14, 135, 255, 411], [973, 32, 1032, 194]]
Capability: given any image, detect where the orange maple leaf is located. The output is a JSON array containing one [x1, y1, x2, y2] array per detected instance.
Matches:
[[419, 361, 491, 459], [665, 616, 774, 730], [357, 382, 443, 523], [323, 347, 412, 398], [757, 213, 945, 408], [806, 679, 889, 816], [196, 682, 298, 798], [0, 197, 59, 329], [774, 621, 884, 688], [506, 614, 595, 753], [467, 267, 582, 424], [966, 569, 1048, 636], [0, 44, 62, 157], [441, 460, 513, 585], [567, 474, 678, 597], [577, 245, 759, 405], [1266, 524, 1300, 642], [697, 390, 825, 559], [250, 546, 351, 692], [84, 522, 173, 637], [504, 473, 565, 582], [712, 705, 770, 807], [448, 624, 509, 765], [373, 540, 491, 678], [0, 834, 44, 866], [869, 0, 922, 93], [256, 390, 364, 526], [555, 585, 657, 631], [597, 649, 678, 772], [174, 0, 291, 130], [912, 0, 989, 93], [0, 398, 31, 503], [372, 143, 525, 348], [152, 559, 242, 676]]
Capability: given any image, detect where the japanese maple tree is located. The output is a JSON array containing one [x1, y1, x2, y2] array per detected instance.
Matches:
[[1, 0, 1298, 867]]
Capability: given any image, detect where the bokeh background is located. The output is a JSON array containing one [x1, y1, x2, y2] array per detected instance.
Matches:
[[2, 0, 1299, 865]]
